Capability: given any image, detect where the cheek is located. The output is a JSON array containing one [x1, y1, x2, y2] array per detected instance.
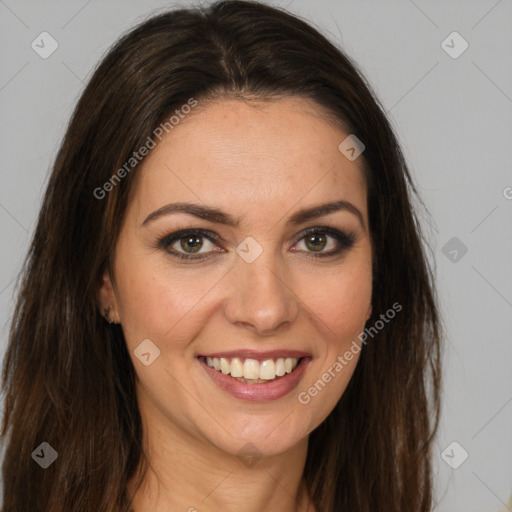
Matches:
[[295, 268, 370, 424], [114, 250, 226, 347], [304, 263, 372, 342]]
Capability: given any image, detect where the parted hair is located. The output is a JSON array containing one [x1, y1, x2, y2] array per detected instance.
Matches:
[[1, 1, 442, 511]]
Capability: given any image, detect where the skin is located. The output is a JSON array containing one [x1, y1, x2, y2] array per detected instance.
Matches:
[[98, 96, 373, 512]]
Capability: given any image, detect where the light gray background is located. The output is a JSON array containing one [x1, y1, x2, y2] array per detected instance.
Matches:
[[1, 1, 511, 510]]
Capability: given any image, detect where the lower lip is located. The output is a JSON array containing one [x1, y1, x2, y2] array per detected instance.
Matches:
[[198, 356, 311, 402]]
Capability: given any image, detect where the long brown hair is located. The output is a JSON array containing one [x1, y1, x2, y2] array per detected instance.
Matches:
[[1, 1, 442, 510]]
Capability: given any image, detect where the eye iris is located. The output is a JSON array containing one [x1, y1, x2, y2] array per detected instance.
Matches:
[[181, 235, 202, 253], [305, 234, 326, 252]]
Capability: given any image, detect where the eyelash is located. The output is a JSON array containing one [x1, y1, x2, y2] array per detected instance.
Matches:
[[157, 226, 356, 262]]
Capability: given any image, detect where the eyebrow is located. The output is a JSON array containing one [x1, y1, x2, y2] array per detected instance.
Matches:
[[141, 199, 365, 230]]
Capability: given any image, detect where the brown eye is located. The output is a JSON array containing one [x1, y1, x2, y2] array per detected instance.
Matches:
[[158, 229, 221, 260], [179, 234, 203, 253], [294, 227, 356, 259], [304, 233, 327, 252]]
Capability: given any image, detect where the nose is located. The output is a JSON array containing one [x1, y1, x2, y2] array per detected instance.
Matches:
[[223, 248, 299, 336]]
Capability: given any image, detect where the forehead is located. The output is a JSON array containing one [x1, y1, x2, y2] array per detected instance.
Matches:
[[129, 97, 367, 225]]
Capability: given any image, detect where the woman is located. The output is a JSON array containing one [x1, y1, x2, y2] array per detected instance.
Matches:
[[0, 1, 442, 511]]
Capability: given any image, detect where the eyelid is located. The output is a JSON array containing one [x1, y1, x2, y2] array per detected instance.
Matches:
[[157, 228, 222, 251], [291, 225, 354, 245]]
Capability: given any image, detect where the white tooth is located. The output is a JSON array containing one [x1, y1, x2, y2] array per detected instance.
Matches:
[[213, 357, 221, 371], [206, 356, 213, 367], [284, 358, 295, 373], [230, 357, 244, 377], [259, 359, 276, 380], [275, 358, 285, 377], [220, 357, 230, 374], [243, 358, 260, 379], [291, 358, 299, 370]]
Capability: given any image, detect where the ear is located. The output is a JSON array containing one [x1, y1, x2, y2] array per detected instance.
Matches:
[[366, 303, 372, 321], [97, 267, 120, 324]]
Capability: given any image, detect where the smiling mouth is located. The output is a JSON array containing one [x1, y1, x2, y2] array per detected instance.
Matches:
[[198, 356, 303, 383]]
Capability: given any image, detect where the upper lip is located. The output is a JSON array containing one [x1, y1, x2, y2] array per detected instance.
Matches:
[[198, 349, 311, 361]]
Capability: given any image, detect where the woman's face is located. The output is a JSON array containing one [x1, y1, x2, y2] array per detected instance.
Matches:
[[100, 96, 372, 459]]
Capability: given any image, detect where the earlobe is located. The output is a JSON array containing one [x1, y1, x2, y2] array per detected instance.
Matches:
[[366, 304, 372, 321], [97, 267, 120, 324], [103, 305, 115, 324]]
